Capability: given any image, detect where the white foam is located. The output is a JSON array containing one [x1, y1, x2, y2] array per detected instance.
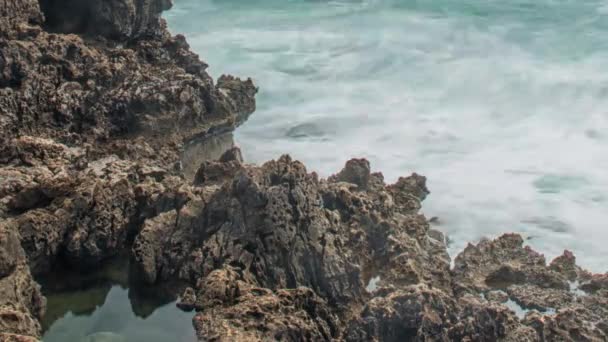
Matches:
[[366, 276, 381, 292], [166, 0, 608, 273], [569, 281, 588, 297]]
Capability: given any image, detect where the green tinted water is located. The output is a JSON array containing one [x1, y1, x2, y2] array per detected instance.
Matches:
[[40, 257, 195, 342]]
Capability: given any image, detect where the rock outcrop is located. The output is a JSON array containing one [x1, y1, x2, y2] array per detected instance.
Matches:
[[0, 0, 256, 149], [131, 153, 450, 303], [0, 223, 45, 340], [1, 0, 255, 340], [130, 152, 608, 341], [1, 1, 607, 342]]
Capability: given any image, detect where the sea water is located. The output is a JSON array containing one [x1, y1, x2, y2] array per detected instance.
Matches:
[[165, 0, 608, 272]]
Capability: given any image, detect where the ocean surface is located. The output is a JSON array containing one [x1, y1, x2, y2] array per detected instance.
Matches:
[[165, 0, 608, 272]]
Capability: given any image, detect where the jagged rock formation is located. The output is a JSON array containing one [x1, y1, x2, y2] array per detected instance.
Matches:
[[133, 152, 608, 341], [0, 224, 45, 341], [0, 0, 255, 340], [1, 1, 607, 342], [0, 0, 256, 158]]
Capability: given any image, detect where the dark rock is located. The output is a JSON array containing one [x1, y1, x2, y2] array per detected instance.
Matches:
[[131, 197, 206, 285], [329, 158, 371, 190], [217, 75, 257, 126], [193, 274, 339, 341], [129, 156, 458, 340], [39, 0, 172, 39], [0, 0, 255, 338], [0, 225, 45, 339], [449, 295, 538, 341], [549, 250, 584, 281], [485, 290, 509, 303], [176, 287, 196, 311], [0, 0, 256, 153], [451, 234, 608, 341], [132, 156, 455, 310], [2, 1, 607, 341], [142, 155, 367, 304], [452, 234, 569, 296], [388, 173, 430, 202], [218, 147, 243, 164], [193, 267, 244, 310], [580, 274, 608, 294], [131, 210, 179, 285], [523, 302, 608, 341], [506, 284, 573, 311], [345, 285, 457, 341], [193, 157, 244, 186]]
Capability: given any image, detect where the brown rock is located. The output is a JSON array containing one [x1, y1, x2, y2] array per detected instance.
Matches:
[[580, 274, 608, 294], [131, 210, 179, 284], [345, 285, 457, 341], [450, 295, 538, 341], [549, 250, 583, 281], [329, 158, 371, 190], [485, 290, 509, 303], [193, 283, 338, 342], [176, 287, 197, 312], [218, 146, 244, 164], [39, 0, 172, 39], [0, 333, 39, 342], [1, 0, 255, 337], [3, 2, 608, 340], [506, 284, 574, 311], [452, 234, 568, 296], [524, 304, 608, 341], [129, 156, 460, 340], [0, 226, 44, 339]]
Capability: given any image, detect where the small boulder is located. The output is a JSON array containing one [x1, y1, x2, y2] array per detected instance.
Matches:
[[176, 287, 197, 312], [330, 159, 371, 190]]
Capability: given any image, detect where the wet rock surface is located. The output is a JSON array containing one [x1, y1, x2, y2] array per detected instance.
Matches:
[[129, 153, 608, 341], [1, 0, 254, 340], [1, 1, 607, 342]]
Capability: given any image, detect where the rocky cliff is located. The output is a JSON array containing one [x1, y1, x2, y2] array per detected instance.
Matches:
[[1, 1, 607, 342], [0, 0, 255, 340]]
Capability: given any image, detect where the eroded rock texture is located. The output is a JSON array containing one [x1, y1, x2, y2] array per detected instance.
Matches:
[[131, 154, 447, 340], [0, 0, 256, 153], [0, 224, 45, 340], [1, 0, 255, 339], [130, 152, 608, 342], [1, 1, 607, 341]]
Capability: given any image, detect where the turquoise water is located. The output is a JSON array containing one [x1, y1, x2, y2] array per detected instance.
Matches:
[[41, 258, 195, 342], [165, 0, 608, 272]]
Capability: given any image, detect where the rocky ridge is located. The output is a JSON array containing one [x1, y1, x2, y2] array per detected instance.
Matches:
[[1, 1, 607, 342], [136, 151, 608, 342]]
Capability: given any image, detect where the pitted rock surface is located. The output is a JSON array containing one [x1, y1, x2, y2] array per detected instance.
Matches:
[[0, 0, 254, 339], [1, 1, 607, 341]]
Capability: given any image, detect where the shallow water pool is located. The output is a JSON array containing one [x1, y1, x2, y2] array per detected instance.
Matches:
[[40, 258, 195, 342]]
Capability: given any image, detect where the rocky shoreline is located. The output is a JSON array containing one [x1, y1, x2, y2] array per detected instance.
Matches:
[[1, 1, 607, 341]]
